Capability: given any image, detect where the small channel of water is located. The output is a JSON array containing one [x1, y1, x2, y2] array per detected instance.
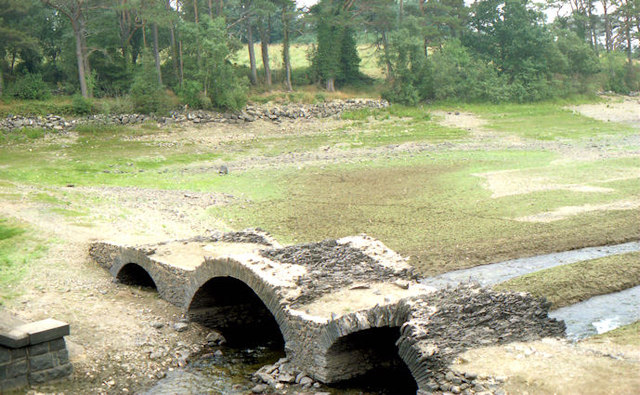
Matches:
[[420, 241, 640, 288], [550, 285, 640, 341]]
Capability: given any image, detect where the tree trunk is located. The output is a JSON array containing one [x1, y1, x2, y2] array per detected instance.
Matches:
[[72, 19, 89, 98], [382, 30, 393, 81], [602, 0, 611, 52], [326, 77, 335, 92], [626, 14, 632, 64], [169, 25, 180, 86], [208, 0, 213, 18], [0, 66, 3, 97], [281, 7, 292, 91], [217, 0, 223, 16], [247, 23, 258, 85], [79, 17, 92, 97], [153, 23, 163, 85], [258, 22, 272, 87], [193, 0, 199, 23], [179, 40, 185, 86]]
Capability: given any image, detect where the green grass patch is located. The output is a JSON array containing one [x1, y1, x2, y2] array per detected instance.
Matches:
[[0, 98, 74, 117], [0, 127, 50, 143], [341, 105, 431, 121], [0, 219, 45, 303], [590, 321, 640, 346], [445, 102, 636, 140], [495, 252, 640, 309], [235, 43, 383, 80]]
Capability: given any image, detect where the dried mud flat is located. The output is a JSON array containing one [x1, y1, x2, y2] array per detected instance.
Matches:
[[0, 98, 639, 395]]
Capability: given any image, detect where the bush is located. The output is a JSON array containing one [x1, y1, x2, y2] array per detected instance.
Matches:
[[130, 52, 171, 114], [71, 94, 93, 115], [8, 74, 51, 100], [177, 80, 211, 110], [600, 52, 640, 94]]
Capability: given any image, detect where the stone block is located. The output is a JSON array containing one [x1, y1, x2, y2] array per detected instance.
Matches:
[[0, 347, 10, 364], [28, 342, 50, 356], [53, 348, 69, 365], [0, 328, 29, 348], [0, 374, 28, 392], [16, 319, 70, 345], [0, 364, 6, 380], [30, 353, 55, 371], [10, 348, 26, 360], [7, 360, 28, 378], [48, 338, 66, 351], [29, 363, 72, 384]]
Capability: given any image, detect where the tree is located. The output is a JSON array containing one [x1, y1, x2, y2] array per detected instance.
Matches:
[[179, 16, 247, 109], [311, 0, 361, 91], [42, 0, 93, 97], [0, 0, 42, 95]]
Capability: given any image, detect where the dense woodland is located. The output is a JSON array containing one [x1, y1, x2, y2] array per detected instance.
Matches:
[[0, 0, 639, 112]]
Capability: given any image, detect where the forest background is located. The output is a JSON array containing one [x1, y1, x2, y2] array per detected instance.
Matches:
[[1, 0, 639, 114]]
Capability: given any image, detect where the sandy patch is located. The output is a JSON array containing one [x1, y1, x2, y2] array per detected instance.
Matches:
[[150, 241, 266, 270], [571, 97, 640, 125], [433, 111, 487, 130], [476, 167, 640, 198], [452, 338, 640, 395], [515, 199, 640, 223]]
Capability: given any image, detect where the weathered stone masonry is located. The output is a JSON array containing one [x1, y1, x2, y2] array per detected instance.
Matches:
[[0, 319, 72, 392], [89, 230, 565, 393]]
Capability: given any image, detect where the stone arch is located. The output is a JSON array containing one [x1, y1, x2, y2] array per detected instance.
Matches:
[[314, 304, 417, 392], [115, 262, 158, 289], [324, 326, 417, 394], [184, 258, 292, 348]]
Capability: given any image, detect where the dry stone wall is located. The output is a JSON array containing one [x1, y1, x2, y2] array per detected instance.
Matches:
[[0, 99, 388, 132]]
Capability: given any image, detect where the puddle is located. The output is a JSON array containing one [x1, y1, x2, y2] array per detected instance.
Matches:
[[420, 241, 640, 288], [550, 286, 640, 340]]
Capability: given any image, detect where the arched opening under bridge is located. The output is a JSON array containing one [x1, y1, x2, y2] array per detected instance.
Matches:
[[116, 263, 157, 289], [188, 276, 284, 348], [326, 326, 417, 394]]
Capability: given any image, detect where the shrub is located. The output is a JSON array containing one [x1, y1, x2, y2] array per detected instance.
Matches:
[[599, 52, 640, 94], [130, 51, 171, 114], [9, 74, 51, 100], [177, 80, 211, 110], [71, 94, 93, 115]]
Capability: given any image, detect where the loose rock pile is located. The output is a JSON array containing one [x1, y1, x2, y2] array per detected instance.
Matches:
[[398, 284, 565, 392], [260, 239, 418, 305], [0, 99, 388, 132], [251, 357, 319, 393]]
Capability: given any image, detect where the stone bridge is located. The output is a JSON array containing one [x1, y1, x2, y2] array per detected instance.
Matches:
[[89, 229, 564, 394]]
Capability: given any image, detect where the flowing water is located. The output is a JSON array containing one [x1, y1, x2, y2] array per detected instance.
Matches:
[[550, 285, 640, 340], [420, 241, 640, 288]]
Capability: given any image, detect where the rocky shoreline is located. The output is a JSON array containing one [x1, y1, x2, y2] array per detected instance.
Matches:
[[0, 99, 388, 132]]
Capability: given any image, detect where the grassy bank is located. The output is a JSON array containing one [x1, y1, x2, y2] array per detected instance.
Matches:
[[591, 321, 640, 346], [495, 252, 640, 308], [0, 219, 45, 302]]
